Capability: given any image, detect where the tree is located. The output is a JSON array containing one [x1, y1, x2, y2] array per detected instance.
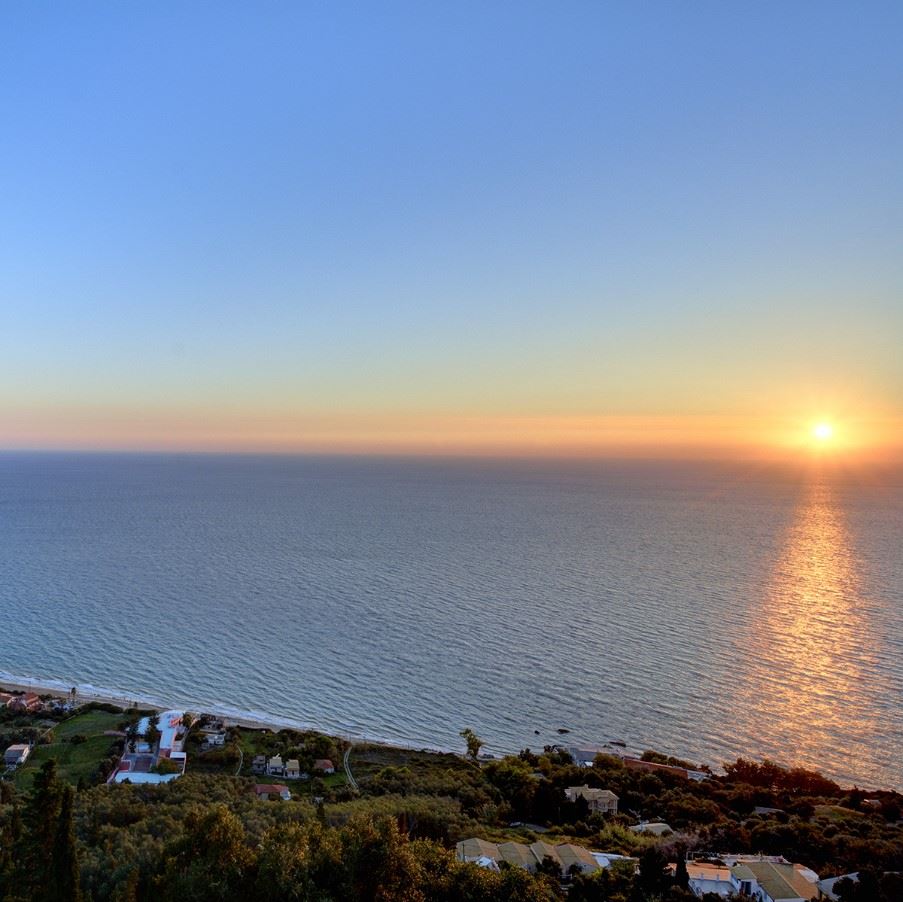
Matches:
[[674, 850, 689, 890], [161, 804, 255, 900], [125, 720, 139, 753], [11, 760, 81, 902], [145, 712, 161, 750], [637, 845, 671, 898], [51, 785, 81, 902], [460, 728, 483, 761], [535, 854, 562, 879]]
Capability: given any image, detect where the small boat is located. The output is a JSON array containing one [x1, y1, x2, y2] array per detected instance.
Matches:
[[608, 739, 626, 747], [556, 728, 570, 734]]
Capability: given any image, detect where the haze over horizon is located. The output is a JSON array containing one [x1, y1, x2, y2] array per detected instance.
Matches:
[[2, 3, 902, 458]]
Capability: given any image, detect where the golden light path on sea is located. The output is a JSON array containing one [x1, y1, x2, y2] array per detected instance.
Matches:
[[734, 475, 884, 775]]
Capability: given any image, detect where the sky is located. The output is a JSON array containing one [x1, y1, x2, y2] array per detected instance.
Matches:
[[1, 2, 901, 457]]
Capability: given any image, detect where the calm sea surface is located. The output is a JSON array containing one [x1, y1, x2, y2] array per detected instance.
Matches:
[[0, 453, 901, 788]]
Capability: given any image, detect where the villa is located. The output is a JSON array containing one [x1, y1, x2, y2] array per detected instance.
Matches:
[[314, 758, 335, 774], [266, 755, 285, 776], [679, 856, 821, 902], [111, 710, 187, 785], [565, 785, 619, 814], [730, 860, 820, 902]]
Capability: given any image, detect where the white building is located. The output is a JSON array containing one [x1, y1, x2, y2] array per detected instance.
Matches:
[[682, 862, 741, 896], [4, 744, 30, 768], [681, 857, 820, 902], [112, 710, 187, 784]]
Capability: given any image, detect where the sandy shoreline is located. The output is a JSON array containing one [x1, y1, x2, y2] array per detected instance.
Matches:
[[0, 677, 325, 735], [0, 674, 442, 750]]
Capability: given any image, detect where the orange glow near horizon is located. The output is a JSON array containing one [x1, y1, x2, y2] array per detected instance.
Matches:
[[1, 403, 901, 462]]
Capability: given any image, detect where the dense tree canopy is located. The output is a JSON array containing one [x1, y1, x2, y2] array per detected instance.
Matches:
[[2, 708, 902, 902]]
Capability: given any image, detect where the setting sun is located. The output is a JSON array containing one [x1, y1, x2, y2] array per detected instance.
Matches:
[[813, 422, 834, 442]]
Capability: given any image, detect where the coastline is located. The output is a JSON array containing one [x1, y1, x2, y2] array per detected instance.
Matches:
[[0, 670, 449, 755], [3, 669, 895, 792]]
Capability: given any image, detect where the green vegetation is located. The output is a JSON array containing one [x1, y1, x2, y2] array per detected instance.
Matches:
[[10, 709, 123, 793], [460, 727, 484, 761], [2, 701, 902, 900]]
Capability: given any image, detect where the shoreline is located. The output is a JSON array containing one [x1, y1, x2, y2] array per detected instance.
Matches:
[[2, 670, 894, 792], [0, 671, 450, 756]]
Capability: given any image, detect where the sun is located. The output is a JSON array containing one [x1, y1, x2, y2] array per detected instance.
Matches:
[[812, 422, 833, 442]]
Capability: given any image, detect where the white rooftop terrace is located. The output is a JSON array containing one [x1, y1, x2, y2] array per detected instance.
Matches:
[[137, 710, 184, 751]]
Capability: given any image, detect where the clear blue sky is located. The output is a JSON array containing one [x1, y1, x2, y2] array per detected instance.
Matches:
[[1, 2, 901, 452]]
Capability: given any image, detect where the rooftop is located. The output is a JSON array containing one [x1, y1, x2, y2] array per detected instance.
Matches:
[[567, 785, 618, 801], [136, 710, 184, 751], [255, 783, 290, 795], [733, 861, 818, 901]]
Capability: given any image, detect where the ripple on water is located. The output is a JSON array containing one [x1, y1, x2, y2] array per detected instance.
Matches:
[[0, 454, 901, 788]]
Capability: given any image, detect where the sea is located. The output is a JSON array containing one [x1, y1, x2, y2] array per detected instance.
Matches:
[[0, 452, 901, 789]]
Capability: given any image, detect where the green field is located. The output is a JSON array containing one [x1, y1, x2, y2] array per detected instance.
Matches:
[[11, 709, 123, 792]]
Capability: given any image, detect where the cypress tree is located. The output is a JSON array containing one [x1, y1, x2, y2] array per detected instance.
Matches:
[[51, 783, 81, 902]]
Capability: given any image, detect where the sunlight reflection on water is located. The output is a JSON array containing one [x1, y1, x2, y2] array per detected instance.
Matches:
[[735, 477, 887, 777]]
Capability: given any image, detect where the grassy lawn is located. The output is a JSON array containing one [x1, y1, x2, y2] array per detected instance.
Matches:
[[11, 709, 123, 792]]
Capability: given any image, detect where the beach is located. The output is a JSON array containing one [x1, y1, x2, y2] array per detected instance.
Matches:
[[0, 675, 319, 736], [0, 672, 446, 752]]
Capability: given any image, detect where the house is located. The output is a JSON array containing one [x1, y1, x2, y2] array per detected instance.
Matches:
[[677, 861, 740, 897], [567, 746, 612, 767], [284, 759, 302, 780], [456, 837, 604, 877], [201, 730, 227, 747], [9, 692, 42, 713], [555, 843, 600, 875], [729, 860, 820, 902], [251, 755, 267, 774], [4, 744, 30, 767], [255, 784, 292, 801], [110, 710, 187, 785], [313, 758, 335, 774], [565, 785, 619, 815], [457, 838, 500, 864], [267, 755, 285, 776], [134, 711, 185, 753]]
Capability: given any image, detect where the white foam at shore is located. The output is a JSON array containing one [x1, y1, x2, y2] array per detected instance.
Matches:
[[0, 669, 456, 755]]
